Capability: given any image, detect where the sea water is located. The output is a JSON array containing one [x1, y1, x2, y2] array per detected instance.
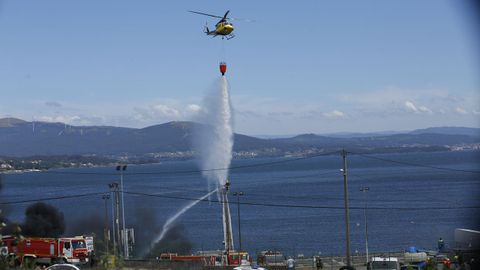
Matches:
[[1, 151, 479, 256]]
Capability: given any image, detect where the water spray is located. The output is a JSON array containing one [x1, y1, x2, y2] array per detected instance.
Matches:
[[191, 65, 235, 260], [194, 75, 234, 189], [145, 189, 218, 256], [148, 63, 234, 259]]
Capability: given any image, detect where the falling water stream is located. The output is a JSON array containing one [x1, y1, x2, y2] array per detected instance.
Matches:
[[146, 76, 234, 255], [196, 76, 234, 189]]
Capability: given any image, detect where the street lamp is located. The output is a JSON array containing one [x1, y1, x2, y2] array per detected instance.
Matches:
[[360, 186, 370, 265], [341, 149, 352, 267], [101, 194, 110, 255], [116, 165, 128, 258], [233, 191, 244, 251], [108, 182, 119, 257]]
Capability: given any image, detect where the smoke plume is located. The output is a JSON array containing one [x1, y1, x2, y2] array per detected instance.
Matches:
[[193, 77, 234, 189], [66, 213, 104, 237], [146, 224, 192, 257], [0, 174, 5, 219], [22, 202, 65, 238], [0, 174, 15, 234], [131, 207, 161, 258], [143, 189, 216, 257]]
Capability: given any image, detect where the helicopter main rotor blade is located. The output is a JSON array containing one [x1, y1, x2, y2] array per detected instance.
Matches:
[[228, 17, 255, 23], [189, 10, 254, 23], [188, 10, 224, 19], [222, 10, 230, 20]]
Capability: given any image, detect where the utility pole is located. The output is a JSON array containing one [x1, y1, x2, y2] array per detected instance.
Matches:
[[117, 165, 128, 259], [102, 194, 110, 255], [360, 187, 370, 265], [233, 191, 244, 251], [114, 183, 121, 257], [222, 178, 234, 264], [108, 183, 118, 257], [341, 149, 351, 267]]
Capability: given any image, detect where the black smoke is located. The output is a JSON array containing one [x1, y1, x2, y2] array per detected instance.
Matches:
[[0, 174, 5, 220], [0, 174, 14, 218], [65, 213, 104, 237], [130, 207, 161, 258], [0, 173, 15, 234], [147, 224, 192, 257], [128, 207, 192, 258], [22, 202, 65, 238]]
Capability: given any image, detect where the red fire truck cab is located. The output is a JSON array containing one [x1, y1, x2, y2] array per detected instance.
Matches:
[[1, 236, 89, 266]]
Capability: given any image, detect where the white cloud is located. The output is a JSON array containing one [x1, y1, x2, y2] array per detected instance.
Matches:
[[132, 102, 205, 123], [404, 101, 432, 114], [323, 110, 346, 119], [133, 107, 173, 122], [5, 86, 478, 134], [36, 115, 81, 123], [455, 107, 468, 115], [186, 104, 202, 113], [34, 115, 106, 126], [404, 101, 418, 113], [152, 104, 180, 117], [336, 87, 480, 118], [418, 106, 432, 114]]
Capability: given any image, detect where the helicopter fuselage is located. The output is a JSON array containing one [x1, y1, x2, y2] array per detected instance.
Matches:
[[212, 21, 234, 36]]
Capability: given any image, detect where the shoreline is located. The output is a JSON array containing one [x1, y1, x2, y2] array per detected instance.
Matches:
[[1, 149, 478, 175]]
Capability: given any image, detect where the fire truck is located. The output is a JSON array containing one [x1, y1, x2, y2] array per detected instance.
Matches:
[[1, 235, 89, 266], [160, 250, 250, 266], [257, 250, 287, 269], [226, 251, 250, 266]]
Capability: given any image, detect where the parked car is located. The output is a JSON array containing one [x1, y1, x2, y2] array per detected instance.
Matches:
[[46, 264, 81, 270]]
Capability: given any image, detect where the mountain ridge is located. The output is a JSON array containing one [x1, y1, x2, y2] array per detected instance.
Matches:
[[0, 118, 478, 158]]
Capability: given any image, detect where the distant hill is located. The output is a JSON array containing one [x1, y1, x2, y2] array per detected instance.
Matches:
[[0, 119, 274, 156], [270, 132, 479, 153], [0, 118, 478, 158], [410, 126, 480, 136], [319, 127, 480, 138], [0, 117, 27, 127], [321, 130, 404, 138]]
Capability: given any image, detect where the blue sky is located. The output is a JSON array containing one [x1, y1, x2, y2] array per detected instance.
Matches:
[[0, 0, 479, 135]]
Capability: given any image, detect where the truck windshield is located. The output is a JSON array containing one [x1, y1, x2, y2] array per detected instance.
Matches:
[[72, 240, 86, 249]]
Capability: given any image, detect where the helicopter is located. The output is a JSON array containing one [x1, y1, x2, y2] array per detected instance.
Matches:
[[188, 10, 239, 40]]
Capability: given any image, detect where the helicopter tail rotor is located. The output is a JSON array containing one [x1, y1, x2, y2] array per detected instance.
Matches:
[[203, 21, 210, 34]]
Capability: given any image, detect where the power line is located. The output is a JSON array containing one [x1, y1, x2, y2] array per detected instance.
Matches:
[[122, 191, 480, 211], [1, 167, 473, 206], [0, 191, 107, 205], [0, 169, 342, 203], [3, 165, 476, 206], [2, 190, 479, 211], [349, 151, 480, 174], [120, 169, 341, 201], [345, 173, 451, 204]]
